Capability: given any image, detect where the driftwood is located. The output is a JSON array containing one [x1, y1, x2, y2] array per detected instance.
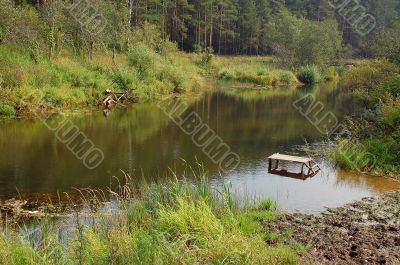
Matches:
[[102, 90, 139, 116]]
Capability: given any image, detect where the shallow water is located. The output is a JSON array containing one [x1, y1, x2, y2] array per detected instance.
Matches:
[[1, 84, 399, 212]]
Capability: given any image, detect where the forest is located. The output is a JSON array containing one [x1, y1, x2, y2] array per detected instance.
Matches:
[[1, 0, 399, 60]]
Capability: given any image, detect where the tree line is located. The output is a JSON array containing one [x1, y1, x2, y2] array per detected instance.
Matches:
[[0, 0, 399, 64]]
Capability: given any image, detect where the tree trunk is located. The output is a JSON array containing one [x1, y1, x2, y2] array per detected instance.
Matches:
[[204, 8, 207, 49], [129, 0, 134, 28]]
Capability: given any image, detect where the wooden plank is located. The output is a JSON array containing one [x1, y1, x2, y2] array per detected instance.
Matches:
[[268, 153, 312, 164]]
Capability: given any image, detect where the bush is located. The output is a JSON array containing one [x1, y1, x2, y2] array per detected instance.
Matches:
[[327, 139, 376, 171], [324, 66, 337, 81], [200, 47, 214, 67], [128, 42, 157, 76], [42, 89, 62, 106], [218, 69, 236, 81], [340, 60, 398, 91], [364, 138, 400, 172], [0, 102, 16, 116], [375, 75, 400, 98], [297, 65, 321, 84], [112, 69, 137, 90], [278, 72, 297, 84], [157, 39, 178, 56]]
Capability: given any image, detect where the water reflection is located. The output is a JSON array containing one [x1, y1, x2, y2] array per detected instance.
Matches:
[[0, 83, 399, 212]]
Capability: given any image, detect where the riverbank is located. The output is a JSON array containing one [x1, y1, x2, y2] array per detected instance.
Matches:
[[326, 59, 400, 178], [0, 45, 301, 119], [0, 176, 302, 264], [267, 191, 400, 264], [1, 181, 399, 264]]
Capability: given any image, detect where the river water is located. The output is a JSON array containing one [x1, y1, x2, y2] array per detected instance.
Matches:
[[1, 83, 399, 212]]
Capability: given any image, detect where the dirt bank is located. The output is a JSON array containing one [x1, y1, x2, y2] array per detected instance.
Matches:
[[268, 192, 400, 264]]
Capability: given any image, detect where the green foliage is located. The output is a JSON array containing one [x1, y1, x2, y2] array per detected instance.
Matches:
[[216, 57, 298, 87], [0, 175, 301, 264], [218, 69, 237, 80], [112, 69, 137, 90], [340, 60, 398, 91], [128, 42, 157, 76], [367, 25, 400, 65], [375, 75, 400, 98], [297, 65, 321, 84], [327, 139, 376, 171], [269, 13, 342, 67], [278, 72, 297, 85], [297, 19, 342, 66], [156, 39, 178, 56], [364, 138, 400, 172], [324, 66, 338, 81], [330, 62, 400, 176], [131, 22, 162, 50], [0, 102, 16, 117]]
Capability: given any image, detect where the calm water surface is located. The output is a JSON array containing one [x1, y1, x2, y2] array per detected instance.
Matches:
[[1, 84, 399, 212]]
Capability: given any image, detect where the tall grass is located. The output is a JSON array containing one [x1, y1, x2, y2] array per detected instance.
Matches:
[[0, 44, 207, 117], [328, 60, 400, 176], [215, 56, 299, 87], [0, 170, 300, 264], [297, 65, 321, 84]]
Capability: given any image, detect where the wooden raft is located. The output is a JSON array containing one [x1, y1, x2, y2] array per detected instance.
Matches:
[[268, 153, 321, 177]]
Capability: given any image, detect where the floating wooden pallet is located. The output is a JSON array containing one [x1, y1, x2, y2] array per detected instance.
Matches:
[[268, 153, 321, 178]]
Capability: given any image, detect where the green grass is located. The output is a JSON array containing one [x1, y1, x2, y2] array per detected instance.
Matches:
[[0, 45, 207, 117], [0, 172, 301, 264], [327, 139, 376, 171], [297, 65, 321, 85], [0, 102, 15, 117], [0, 45, 306, 118], [327, 61, 400, 177], [215, 56, 299, 87]]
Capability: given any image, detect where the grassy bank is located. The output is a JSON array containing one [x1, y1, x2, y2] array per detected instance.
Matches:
[[215, 56, 299, 87], [0, 44, 301, 118], [0, 44, 206, 118], [0, 173, 301, 264], [327, 60, 400, 177]]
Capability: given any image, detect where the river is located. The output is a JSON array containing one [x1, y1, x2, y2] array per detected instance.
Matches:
[[1, 83, 399, 212]]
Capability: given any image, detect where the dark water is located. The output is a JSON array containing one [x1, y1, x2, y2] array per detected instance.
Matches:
[[1, 84, 399, 212]]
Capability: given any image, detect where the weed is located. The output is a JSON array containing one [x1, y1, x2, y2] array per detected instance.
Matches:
[[297, 65, 321, 84]]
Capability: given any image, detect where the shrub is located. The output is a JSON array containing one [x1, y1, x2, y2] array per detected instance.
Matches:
[[297, 65, 321, 84], [42, 88, 62, 106], [128, 42, 157, 76], [64, 89, 86, 107], [0, 102, 16, 116], [200, 47, 215, 67], [131, 22, 162, 50], [340, 60, 398, 91], [278, 72, 297, 84], [377, 97, 400, 129], [157, 39, 178, 56], [112, 69, 137, 90], [364, 138, 400, 172], [327, 139, 376, 171], [218, 69, 236, 81], [324, 66, 337, 81], [375, 75, 400, 98]]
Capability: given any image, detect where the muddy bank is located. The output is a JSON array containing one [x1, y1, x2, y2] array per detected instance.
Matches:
[[268, 192, 400, 264], [0, 198, 66, 221]]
